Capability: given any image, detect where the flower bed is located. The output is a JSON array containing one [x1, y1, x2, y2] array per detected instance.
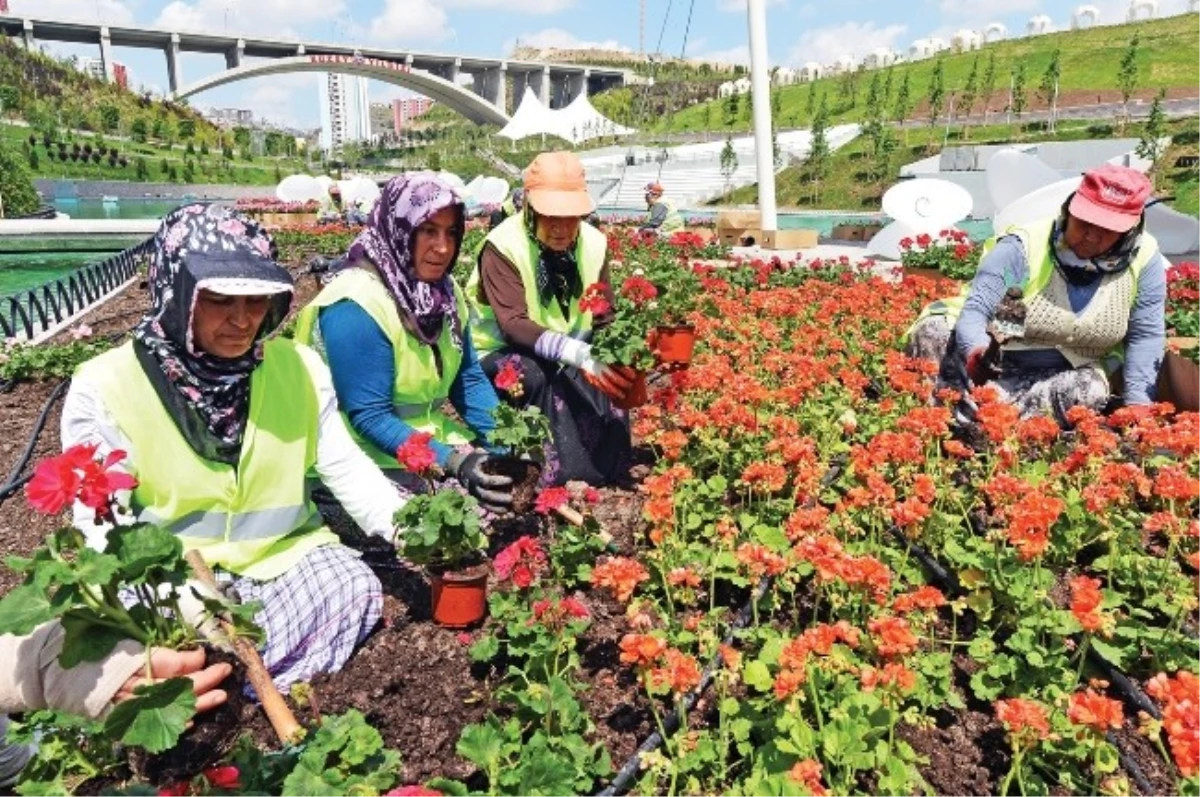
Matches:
[[900, 229, 981, 281], [0, 230, 1196, 796]]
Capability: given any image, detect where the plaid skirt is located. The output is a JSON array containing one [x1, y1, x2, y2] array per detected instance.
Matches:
[[226, 543, 381, 695]]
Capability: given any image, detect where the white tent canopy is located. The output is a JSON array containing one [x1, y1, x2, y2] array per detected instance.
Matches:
[[497, 88, 635, 145]]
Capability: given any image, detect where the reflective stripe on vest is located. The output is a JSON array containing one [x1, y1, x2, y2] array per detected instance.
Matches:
[[907, 218, 1159, 358], [294, 268, 473, 467], [77, 339, 335, 581], [466, 212, 608, 356], [655, 198, 684, 234]]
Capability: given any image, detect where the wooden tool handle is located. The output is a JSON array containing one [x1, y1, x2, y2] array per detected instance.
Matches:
[[184, 550, 303, 745]]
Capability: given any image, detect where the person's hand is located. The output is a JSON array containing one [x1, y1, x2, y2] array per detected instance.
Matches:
[[114, 647, 231, 715], [965, 338, 1003, 386], [580, 356, 634, 400], [449, 451, 514, 512]]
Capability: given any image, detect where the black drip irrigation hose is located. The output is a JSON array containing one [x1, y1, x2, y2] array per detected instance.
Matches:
[[885, 526, 1166, 794], [596, 577, 772, 797], [0, 380, 70, 505], [596, 464, 845, 797]]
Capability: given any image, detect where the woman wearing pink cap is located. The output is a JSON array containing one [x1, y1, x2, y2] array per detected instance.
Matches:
[[908, 163, 1169, 426]]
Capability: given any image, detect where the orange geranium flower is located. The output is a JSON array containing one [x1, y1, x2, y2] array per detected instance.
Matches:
[[995, 698, 1052, 746], [1069, 575, 1111, 635], [591, 557, 650, 602], [1068, 689, 1125, 733], [867, 615, 919, 658], [648, 648, 702, 695], [618, 633, 667, 668], [787, 760, 829, 797], [893, 585, 947, 614]]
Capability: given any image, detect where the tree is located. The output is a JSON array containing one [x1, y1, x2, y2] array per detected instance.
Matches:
[[27, 146, 39, 171], [927, 57, 946, 127], [805, 94, 831, 200], [182, 159, 195, 183], [1118, 33, 1140, 130], [980, 52, 998, 123], [719, 134, 738, 192], [0, 85, 19, 118], [894, 72, 912, 124], [0, 140, 41, 216], [1136, 89, 1168, 186], [1010, 64, 1028, 122], [160, 157, 170, 178], [177, 118, 196, 139], [882, 67, 895, 118], [804, 82, 816, 118], [1038, 48, 1061, 131], [98, 104, 120, 133], [130, 117, 148, 143], [864, 71, 882, 123], [723, 90, 737, 127], [960, 56, 980, 127]]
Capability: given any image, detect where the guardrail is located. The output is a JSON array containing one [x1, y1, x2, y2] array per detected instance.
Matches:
[[0, 238, 153, 341]]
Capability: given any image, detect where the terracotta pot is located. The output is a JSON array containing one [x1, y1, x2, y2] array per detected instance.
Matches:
[[614, 369, 648, 410], [652, 325, 697, 366], [901, 267, 945, 281], [429, 563, 489, 628]]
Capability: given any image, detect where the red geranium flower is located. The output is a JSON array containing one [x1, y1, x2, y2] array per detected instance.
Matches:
[[493, 356, 523, 396], [203, 765, 241, 790], [26, 444, 137, 518], [493, 536, 546, 589], [620, 275, 658, 305], [579, 282, 612, 315], [396, 433, 437, 474], [534, 486, 570, 514]]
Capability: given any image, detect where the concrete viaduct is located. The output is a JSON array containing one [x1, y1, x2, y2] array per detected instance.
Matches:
[[0, 14, 631, 123]]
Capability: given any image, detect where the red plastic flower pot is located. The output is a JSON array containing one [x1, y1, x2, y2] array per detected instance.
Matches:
[[652, 325, 697, 366], [429, 564, 489, 628], [614, 370, 648, 411]]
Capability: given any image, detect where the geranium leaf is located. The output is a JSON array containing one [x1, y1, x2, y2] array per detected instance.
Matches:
[[0, 584, 59, 635], [103, 677, 196, 753], [58, 608, 129, 667]]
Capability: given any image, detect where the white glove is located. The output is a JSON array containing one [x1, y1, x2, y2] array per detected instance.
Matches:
[[175, 579, 227, 645], [556, 337, 632, 398]]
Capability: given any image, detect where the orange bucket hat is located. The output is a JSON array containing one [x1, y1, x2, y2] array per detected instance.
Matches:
[[523, 151, 595, 217]]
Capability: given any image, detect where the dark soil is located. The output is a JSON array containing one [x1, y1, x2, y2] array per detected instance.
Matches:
[[898, 708, 1009, 796], [481, 457, 542, 515], [129, 648, 249, 784]]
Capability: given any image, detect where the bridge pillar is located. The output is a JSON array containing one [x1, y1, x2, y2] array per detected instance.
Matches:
[[165, 33, 182, 94], [21, 18, 33, 50], [295, 43, 306, 55], [225, 38, 245, 70], [446, 57, 460, 84], [489, 62, 508, 114], [98, 26, 115, 82], [567, 69, 589, 102], [529, 65, 550, 107]]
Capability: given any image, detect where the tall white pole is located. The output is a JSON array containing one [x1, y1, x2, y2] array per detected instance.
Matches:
[[746, 0, 777, 233]]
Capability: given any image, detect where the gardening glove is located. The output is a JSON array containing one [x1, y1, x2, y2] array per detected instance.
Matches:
[[557, 337, 633, 400], [965, 337, 1004, 386], [447, 450, 514, 512], [175, 579, 230, 646]]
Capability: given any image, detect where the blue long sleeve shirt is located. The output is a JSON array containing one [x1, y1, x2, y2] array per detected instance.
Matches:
[[954, 235, 1167, 405], [317, 300, 500, 466]]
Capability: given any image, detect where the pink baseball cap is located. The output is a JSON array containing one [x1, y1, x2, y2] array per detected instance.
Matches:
[[1068, 164, 1152, 233]]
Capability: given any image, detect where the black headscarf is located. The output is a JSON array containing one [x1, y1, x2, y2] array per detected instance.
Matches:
[[524, 206, 582, 316]]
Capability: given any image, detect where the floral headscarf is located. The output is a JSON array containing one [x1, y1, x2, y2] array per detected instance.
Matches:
[[134, 204, 293, 451], [344, 173, 466, 350]]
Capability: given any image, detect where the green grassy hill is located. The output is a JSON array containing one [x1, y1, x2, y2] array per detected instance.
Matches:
[[659, 14, 1200, 133], [0, 37, 312, 186]]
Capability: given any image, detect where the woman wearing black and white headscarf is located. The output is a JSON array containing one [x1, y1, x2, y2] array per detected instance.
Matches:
[[61, 203, 407, 693]]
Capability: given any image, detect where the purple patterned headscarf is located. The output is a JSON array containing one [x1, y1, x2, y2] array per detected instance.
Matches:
[[345, 173, 466, 349], [135, 203, 293, 447]]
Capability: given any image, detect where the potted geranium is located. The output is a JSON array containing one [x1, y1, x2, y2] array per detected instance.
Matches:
[[640, 262, 703, 368], [583, 276, 659, 409], [394, 434, 490, 627], [899, 229, 980, 281]]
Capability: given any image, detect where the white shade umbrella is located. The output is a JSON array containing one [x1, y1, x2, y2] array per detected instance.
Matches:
[[866, 219, 919, 261], [473, 176, 510, 205], [987, 148, 1062, 211], [1146, 203, 1200, 256], [276, 174, 322, 203], [883, 179, 973, 232], [992, 176, 1082, 236]]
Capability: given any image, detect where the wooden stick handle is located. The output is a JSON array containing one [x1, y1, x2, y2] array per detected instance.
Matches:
[[554, 504, 585, 526], [184, 550, 304, 745]]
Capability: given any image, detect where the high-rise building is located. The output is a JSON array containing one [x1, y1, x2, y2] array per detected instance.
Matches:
[[78, 57, 129, 89], [319, 73, 372, 151], [391, 97, 434, 132]]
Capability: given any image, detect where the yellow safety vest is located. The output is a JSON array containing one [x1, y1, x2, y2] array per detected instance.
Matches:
[[909, 218, 1158, 364], [465, 212, 608, 356], [653, 197, 684, 235], [77, 339, 335, 581], [294, 267, 472, 468]]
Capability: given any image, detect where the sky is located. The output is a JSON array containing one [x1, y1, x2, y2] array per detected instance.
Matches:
[[5, 0, 1194, 130]]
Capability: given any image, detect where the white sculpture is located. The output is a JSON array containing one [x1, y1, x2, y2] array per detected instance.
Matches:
[[984, 22, 1008, 43], [773, 67, 797, 86], [734, 76, 752, 94], [1071, 5, 1100, 28], [908, 38, 936, 60], [828, 54, 856, 75], [951, 29, 983, 52], [718, 81, 736, 98], [862, 48, 898, 70], [798, 62, 823, 82], [1027, 14, 1055, 35], [1127, 0, 1158, 21]]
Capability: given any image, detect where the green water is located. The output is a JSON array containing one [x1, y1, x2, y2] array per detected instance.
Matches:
[[0, 251, 111, 298], [54, 198, 184, 220]]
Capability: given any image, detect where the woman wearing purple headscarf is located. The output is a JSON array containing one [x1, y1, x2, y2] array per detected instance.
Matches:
[[61, 203, 409, 693], [295, 173, 514, 511]]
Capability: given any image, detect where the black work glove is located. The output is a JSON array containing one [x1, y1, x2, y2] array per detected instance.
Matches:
[[447, 451, 513, 512]]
